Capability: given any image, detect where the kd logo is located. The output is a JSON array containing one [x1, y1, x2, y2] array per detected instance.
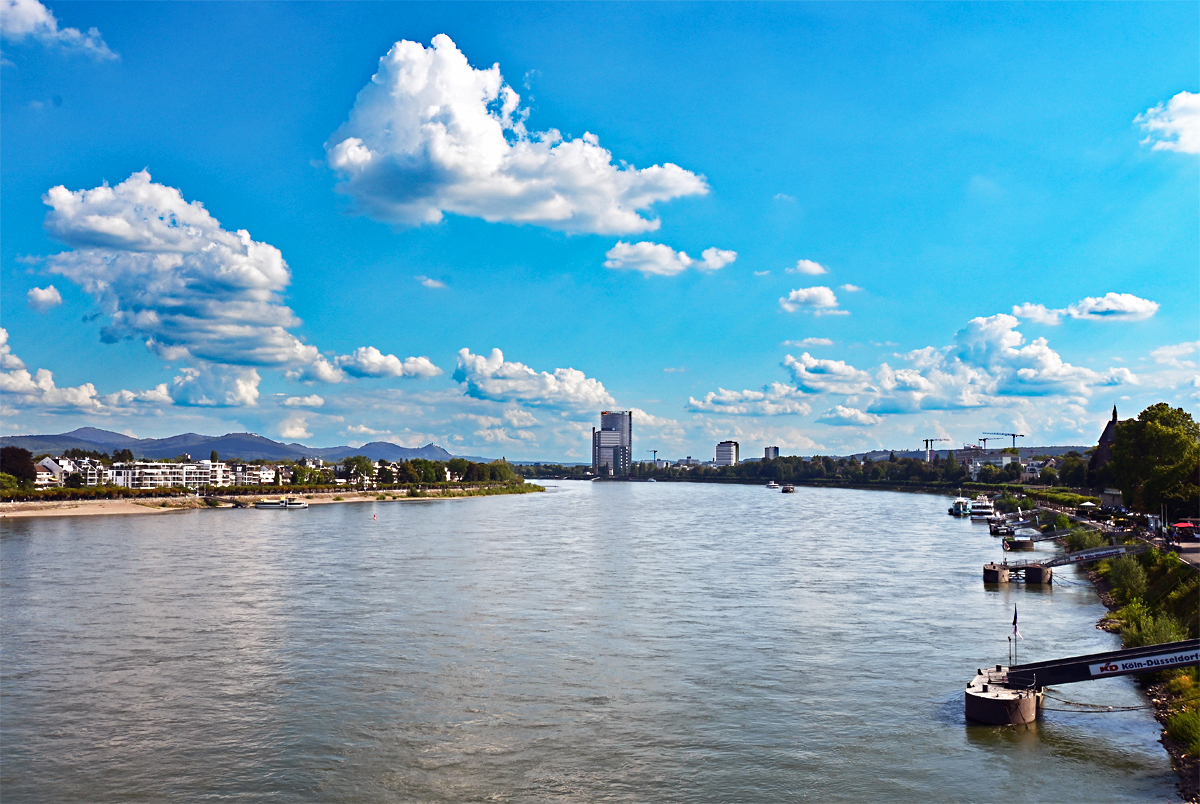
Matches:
[[1100, 662, 1119, 672]]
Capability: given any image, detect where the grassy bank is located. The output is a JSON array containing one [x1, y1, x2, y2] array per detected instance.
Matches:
[[1064, 528, 1200, 796]]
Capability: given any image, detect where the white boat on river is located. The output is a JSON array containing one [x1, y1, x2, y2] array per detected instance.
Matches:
[[969, 495, 995, 520], [254, 497, 309, 509]]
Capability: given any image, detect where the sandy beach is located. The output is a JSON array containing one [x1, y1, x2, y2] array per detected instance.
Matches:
[[0, 487, 536, 519]]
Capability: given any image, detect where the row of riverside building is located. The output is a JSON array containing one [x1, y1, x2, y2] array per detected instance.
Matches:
[[35, 456, 280, 489], [33, 454, 452, 490]]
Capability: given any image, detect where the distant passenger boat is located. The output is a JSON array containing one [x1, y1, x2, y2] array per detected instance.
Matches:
[[766, 481, 780, 489], [948, 497, 971, 517], [781, 484, 795, 493], [255, 497, 309, 509]]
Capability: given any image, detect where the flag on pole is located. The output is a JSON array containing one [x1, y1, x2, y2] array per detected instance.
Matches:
[[1013, 606, 1024, 640]]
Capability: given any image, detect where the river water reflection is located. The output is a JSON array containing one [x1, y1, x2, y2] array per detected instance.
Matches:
[[1, 482, 1179, 801]]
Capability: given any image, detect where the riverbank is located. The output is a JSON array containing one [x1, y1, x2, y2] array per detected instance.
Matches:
[[1082, 562, 1199, 802], [0, 483, 543, 519]]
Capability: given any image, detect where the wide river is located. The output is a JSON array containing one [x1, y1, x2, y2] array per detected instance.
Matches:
[[1, 482, 1180, 801]]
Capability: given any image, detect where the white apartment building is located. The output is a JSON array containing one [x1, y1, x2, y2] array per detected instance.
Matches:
[[967, 453, 1014, 480], [230, 464, 277, 486], [716, 440, 740, 466], [109, 460, 230, 489]]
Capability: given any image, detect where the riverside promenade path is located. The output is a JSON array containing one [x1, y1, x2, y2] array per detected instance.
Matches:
[[1036, 501, 1200, 570]]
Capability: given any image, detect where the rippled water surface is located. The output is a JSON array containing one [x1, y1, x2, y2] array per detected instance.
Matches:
[[1, 483, 1180, 801]]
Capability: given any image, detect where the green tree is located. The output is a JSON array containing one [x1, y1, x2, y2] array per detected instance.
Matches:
[[65, 472, 85, 489], [1111, 404, 1200, 519], [0, 472, 18, 490], [395, 461, 420, 483], [342, 455, 375, 484], [112, 448, 135, 463], [377, 465, 395, 484], [1058, 456, 1086, 487], [211, 450, 219, 462], [0, 447, 36, 485], [1039, 466, 1058, 486]]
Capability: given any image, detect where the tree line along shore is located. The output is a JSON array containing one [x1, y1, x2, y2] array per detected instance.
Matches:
[[522, 402, 1200, 523]]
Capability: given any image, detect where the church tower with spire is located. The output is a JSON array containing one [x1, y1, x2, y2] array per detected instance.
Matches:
[[1088, 406, 1120, 476]]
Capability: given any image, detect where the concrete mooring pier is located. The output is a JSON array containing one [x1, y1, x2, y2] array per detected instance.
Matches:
[[983, 543, 1149, 585], [965, 639, 1200, 725]]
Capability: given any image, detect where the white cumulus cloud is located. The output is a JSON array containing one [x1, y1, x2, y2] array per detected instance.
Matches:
[[783, 352, 875, 394], [688, 383, 811, 416], [1011, 302, 1063, 325], [279, 414, 311, 440], [779, 286, 846, 315], [336, 347, 442, 378], [1066, 293, 1159, 321], [453, 347, 614, 410], [817, 405, 882, 426], [41, 171, 434, 397], [1136, 91, 1200, 155], [0, 327, 98, 408], [284, 394, 325, 408], [783, 337, 834, 348], [26, 284, 62, 311], [788, 259, 828, 275], [1012, 293, 1159, 325], [0, 0, 117, 60], [604, 241, 736, 276], [1151, 341, 1200, 369], [415, 275, 446, 289], [326, 34, 707, 234], [868, 314, 1139, 414]]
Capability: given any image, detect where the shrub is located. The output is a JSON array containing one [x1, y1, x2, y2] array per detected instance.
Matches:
[[1166, 708, 1200, 757], [1118, 602, 1188, 647], [1066, 529, 1107, 551], [1109, 555, 1149, 604]]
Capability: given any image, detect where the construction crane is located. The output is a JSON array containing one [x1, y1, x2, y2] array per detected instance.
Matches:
[[647, 450, 658, 464], [984, 432, 1025, 449], [923, 438, 950, 451], [978, 437, 996, 450]]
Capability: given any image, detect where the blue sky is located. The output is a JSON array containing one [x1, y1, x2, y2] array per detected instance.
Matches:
[[2, 1, 1197, 461]]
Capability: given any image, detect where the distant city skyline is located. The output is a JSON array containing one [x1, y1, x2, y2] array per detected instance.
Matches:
[[2, 2, 1196, 461]]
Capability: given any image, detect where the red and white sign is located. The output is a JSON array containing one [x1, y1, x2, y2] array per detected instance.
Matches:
[[1089, 650, 1199, 677]]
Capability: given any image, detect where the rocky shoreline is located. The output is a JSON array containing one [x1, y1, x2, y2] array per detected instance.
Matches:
[[1085, 567, 1198, 803]]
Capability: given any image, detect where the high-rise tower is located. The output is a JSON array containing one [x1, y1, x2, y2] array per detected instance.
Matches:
[[592, 410, 632, 476]]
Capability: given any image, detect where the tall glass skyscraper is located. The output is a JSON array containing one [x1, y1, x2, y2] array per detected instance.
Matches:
[[592, 410, 632, 476]]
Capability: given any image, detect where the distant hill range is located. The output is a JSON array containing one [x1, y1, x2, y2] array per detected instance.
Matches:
[[0, 427, 488, 463]]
